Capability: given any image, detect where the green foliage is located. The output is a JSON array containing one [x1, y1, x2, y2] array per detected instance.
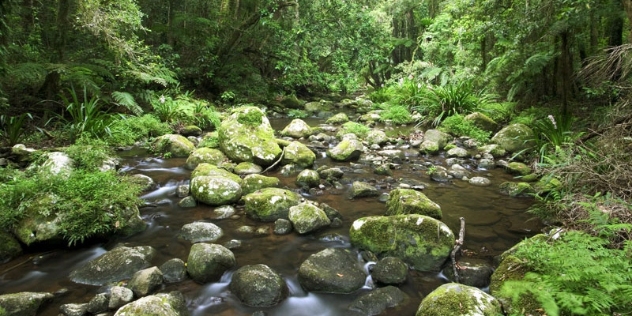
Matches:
[[439, 114, 491, 143], [379, 105, 413, 125], [58, 86, 114, 141], [237, 109, 264, 127], [111, 91, 143, 116], [288, 109, 309, 119], [500, 230, 632, 316], [64, 138, 114, 171], [477, 102, 516, 123], [198, 134, 219, 148], [531, 113, 583, 163], [0, 112, 32, 146], [105, 114, 171, 146], [414, 81, 489, 126], [337, 121, 370, 139]]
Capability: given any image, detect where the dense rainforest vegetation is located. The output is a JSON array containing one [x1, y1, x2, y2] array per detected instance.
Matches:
[[1, 0, 632, 315]]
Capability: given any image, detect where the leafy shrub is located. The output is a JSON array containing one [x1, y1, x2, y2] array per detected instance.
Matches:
[[379, 105, 413, 124], [288, 109, 309, 119], [105, 114, 171, 146], [413, 81, 490, 126], [439, 114, 491, 142], [59, 86, 114, 140], [0, 113, 32, 146], [500, 230, 632, 316], [64, 138, 114, 171], [478, 101, 516, 123], [530, 113, 583, 163], [336, 121, 370, 138]]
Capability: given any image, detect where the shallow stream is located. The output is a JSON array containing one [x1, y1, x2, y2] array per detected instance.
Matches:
[[0, 119, 542, 316]]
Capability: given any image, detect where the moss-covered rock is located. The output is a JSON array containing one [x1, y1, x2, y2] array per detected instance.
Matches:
[[233, 162, 262, 175], [506, 162, 532, 176], [490, 255, 543, 315], [328, 139, 364, 161], [12, 194, 63, 245], [0, 292, 54, 316], [180, 222, 223, 243], [465, 112, 499, 132], [349, 181, 379, 198], [478, 144, 506, 158], [69, 246, 156, 286], [499, 181, 534, 197], [190, 175, 242, 206], [243, 188, 301, 222], [180, 125, 203, 137], [281, 141, 316, 168], [218, 106, 281, 165], [229, 264, 288, 307], [349, 286, 408, 315], [349, 215, 455, 272], [442, 258, 494, 288], [151, 134, 195, 158], [385, 189, 442, 219], [325, 113, 350, 125], [298, 248, 366, 293], [187, 243, 235, 284], [114, 292, 188, 316], [416, 283, 503, 316], [491, 123, 535, 153], [191, 163, 241, 183], [280, 119, 314, 138], [366, 130, 388, 146], [424, 129, 452, 149], [533, 176, 562, 195], [371, 257, 408, 285], [288, 203, 331, 234], [242, 174, 280, 195], [127, 266, 164, 297], [185, 147, 227, 170], [420, 140, 440, 155], [0, 231, 22, 263]]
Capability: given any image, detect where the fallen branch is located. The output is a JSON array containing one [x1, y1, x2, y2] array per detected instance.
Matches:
[[451, 217, 466, 283], [262, 145, 286, 174]]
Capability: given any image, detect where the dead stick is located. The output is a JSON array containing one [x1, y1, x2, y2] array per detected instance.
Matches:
[[262, 146, 286, 174], [451, 217, 465, 283]]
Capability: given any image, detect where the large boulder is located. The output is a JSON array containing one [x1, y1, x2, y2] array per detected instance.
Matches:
[[385, 189, 442, 219], [281, 141, 316, 168], [185, 147, 227, 170], [191, 163, 241, 182], [415, 283, 503, 316], [325, 113, 349, 125], [69, 246, 156, 286], [243, 188, 301, 222], [366, 130, 388, 146], [187, 243, 236, 283], [349, 215, 454, 271], [0, 292, 53, 316], [464, 112, 498, 132], [349, 286, 408, 316], [288, 203, 331, 234], [114, 292, 188, 316], [151, 134, 195, 158], [298, 248, 366, 293], [190, 175, 242, 206], [327, 139, 364, 161], [491, 123, 535, 153], [229, 264, 288, 307], [180, 222, 223, 243], [39, 151, 74, 177], [242, 174, 280, 195], [217, 106, 282, 165], [423, 129, 451, 149], [280, 119, 314, 138]]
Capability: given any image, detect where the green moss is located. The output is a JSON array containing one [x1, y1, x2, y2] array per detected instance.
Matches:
[[489, 255, 543, 315], [336, 121, 370, 139], [379, 105, 413, 124], [417, 284, 503, 316], [243, 188, 301, 222], [385, 189, 442, 219], [237, 107, 264, 126]]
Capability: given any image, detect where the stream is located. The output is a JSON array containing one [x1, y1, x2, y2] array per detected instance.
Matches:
[[0, 118, 542, 316]]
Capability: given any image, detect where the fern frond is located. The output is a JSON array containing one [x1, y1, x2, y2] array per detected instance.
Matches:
[[6, 62, 47, 85], [112, 91, 143, 115]]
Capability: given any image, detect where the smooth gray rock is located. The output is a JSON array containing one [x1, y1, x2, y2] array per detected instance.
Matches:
[[288, 203, 331, 234], [181, 222, 223, 243], [69, 246, 156, 286], [298, 248, 366, 293], [273, 219, 293, 235], [349, 286, 408, 316], [127, 266, 163, 297], [0, 292, 53, 316], [229, 264, 288, 307], [371, 257, 408, 285], [86, 293, 109, 314], [187, 243, 236, 284], [349, 181, 379, 198], [60, 303, 88, 316], [160, 258, 187, 283], [114, 292, 188, 316], [108, 286, 134, 310]]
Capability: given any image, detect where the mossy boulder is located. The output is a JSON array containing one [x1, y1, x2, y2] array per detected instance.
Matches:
[[533, 176, 562, 195], [385, 189, 442, 220], [280, 119, 314, 138], [190, 175, 242, 206], [415, 283, 503, 316], [242, 174, 280, 195], [491, 123, 535, 153], [349, 215, 455, 272], [233, 162, 262, 175], [478, 144, 506, 158], [39, 152, 74, 177], [424, 129, 452, 149], [325, 113, 350, 125], [217, 106, 281, 165], [69, 246, 156, 286], [185, 147, 227, 170], [281, 141, 316, 168], [349, 181, 379, 198], [366, 130, 389, 146], [151, 134, 195, 158], [288, 203, 331, 234], [371, 257, 408, 285], [229, 264, 288, 307], [506, 162, 532, 176], [349, 286, 408, 315], [187, 243, 236, 284], [420, 140, 440, 155], [499, 181, 534, 197], [12, 194, 63, 245], [328, 139, 364, 161], [191, 163, 241, 182], [0, 292, 54, 316], [127, 266, 164, 297], [298, 248, 366, 293], [0, 231, 22, 262], [465, 112, 498, 132], [295, 169, 320, 188], [243, 188, 301, 222], [180, 125, 203, 137], [114, 292, 188, 316]]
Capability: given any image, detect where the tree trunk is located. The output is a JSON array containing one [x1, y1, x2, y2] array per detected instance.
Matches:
[[623, 0, 632, 43]]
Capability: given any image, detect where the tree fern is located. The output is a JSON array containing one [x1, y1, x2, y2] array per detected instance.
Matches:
[[112, 91, 142, 115]]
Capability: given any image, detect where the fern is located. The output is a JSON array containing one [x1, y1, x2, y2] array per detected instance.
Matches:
[[112, 91, 143, 115]]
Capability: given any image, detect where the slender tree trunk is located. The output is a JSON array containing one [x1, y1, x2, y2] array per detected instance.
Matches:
[[623, 0, 632, 43]]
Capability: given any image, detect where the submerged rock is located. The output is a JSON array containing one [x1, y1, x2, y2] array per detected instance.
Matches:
[[288, 203, 331, 234], [349, 286, 408, 316], [442, 258, 494, 288], [127, 266, 163, 297], [218, 106, 281, 165], [160, 258, 187, 283], [350, 215, 455, 272], [298, 248, 366, 293], [69, 246, 156, 286], [349, 181, 379, 198], [327, 139, 364, 161], [385, 188, 442, 219], [243, 188, 301, 222], [114, 292, 188, 316], [187, 243, 236, 284], [0, 292, 53, 316], [296, 169, 321, 188], [499, 181, 533, 197], [229, 264, 288, 307], [415, 283, 503, 316]]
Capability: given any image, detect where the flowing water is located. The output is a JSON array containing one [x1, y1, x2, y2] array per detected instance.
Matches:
[[0, 119, 542, 316]]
